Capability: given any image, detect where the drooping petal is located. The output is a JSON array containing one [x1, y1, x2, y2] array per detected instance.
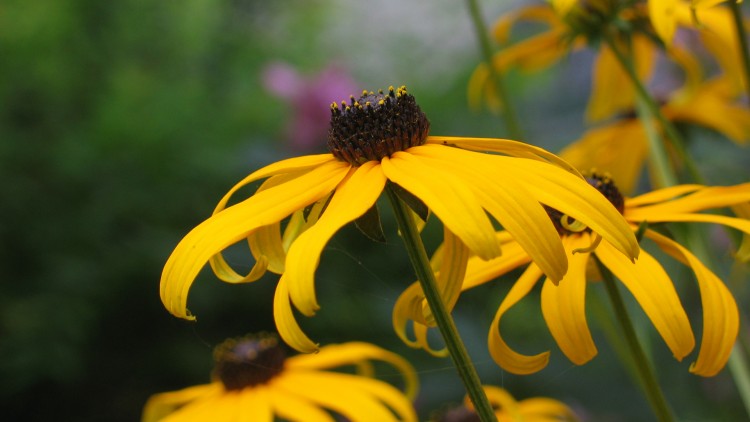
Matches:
[[732, 203, 750, 262], [646, 230, 739, 376], [625, 212, 750, 237], [626, 184, 704, 207], [559, 120, 649, 195], [481, 153, 639, 260], [142, 383, 222, 422], [625, 183, 750, 216], [476, 386, 519, 415], [516, 397, 579, 421], [382, 152, 501, 260], [391, 281, 451, 357], [488, 264, 549, 374], [274, 276, 318, 353], [596, 237, 695, 361], [161, 160, 350, 320], [426, 136, 580, 175], [275, 372, 416, 422], [421, 227, 471, 324], [541, 235, 597, 366], [286, 342, 418, 400], [236, 388, 274, 422], [268, 389, 335, 422], [285, 162, 387, 316], [649, 0, 680, 44], [463, 235, 532, 290], [409, 145, 567, 281]]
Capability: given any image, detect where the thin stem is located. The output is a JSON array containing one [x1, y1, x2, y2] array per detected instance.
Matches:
[[465, 0, 523, 140], [729, 1, 750, 101], [385, 186, 497, 422], [601, 33, 703, 185], [729, 343, 750, 418], [635, 96, 678, 188], [593, 255, 675, 422]]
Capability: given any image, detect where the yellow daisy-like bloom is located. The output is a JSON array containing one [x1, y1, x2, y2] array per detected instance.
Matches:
[[561, 76, 750, 195], [432, 385, 578, 422], [160, 86, 639, 353], [396, 172, 749, 376], [142, 334, 418, 422]]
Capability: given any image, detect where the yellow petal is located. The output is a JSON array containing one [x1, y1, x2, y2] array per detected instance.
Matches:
[[421, 227, 471, 324], [381, 152, 501, 260], [626, 184, 704, 207], [410, 145, 568, 281], [142, 384, 221, 422], [596, 237, 695, 360], [559, 120, 649, 195], [479, 385, 519, 415], [495, 155, 639, 260], [276, 372, 416, 422], [268, 389, 335, 422], [274, 275, 318, 353], [285, 162, 386, 316], [625, 212, 750, 237], [626, 183, 750, 216], [248, 222, 287, 274], [517, 397, 579, 420], [646, 230, 739, 376], [426, 136, 580, 175], [732, 203, 750, 262], [286, 342, 418, 400], [463, 235, 532, 290], [541, 235, 597, 365], [236, 388, 274, 422], [649, 0, 680, 44], [161, 160, 350, 320], [488, 264, 549, 374]]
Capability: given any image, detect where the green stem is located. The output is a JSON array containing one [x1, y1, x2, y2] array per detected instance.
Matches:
[[602, 33, 703, 185], [465, 0, 523, 140], [386, 186, 497, 422], [593, 255, 676, 422], [729, 343, 750, 418], [729, 1, 750, 101], [635, 96, 678, 188]]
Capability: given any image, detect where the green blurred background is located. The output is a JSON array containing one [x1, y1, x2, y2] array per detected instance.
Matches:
[[2, 0, 749, 420]]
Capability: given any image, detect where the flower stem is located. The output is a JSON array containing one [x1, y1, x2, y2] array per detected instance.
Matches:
[[601, 33, 703, 185], [465, 0, 523, 140], [386, 186, 497, 422], [729, 1, 750, 101], [593, 255, 675, 422]]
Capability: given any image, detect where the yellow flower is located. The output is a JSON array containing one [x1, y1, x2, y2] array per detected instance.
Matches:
[[395, 173, 749, 376], [561, 76, 750, 195], [431, 385, 579, 422], [142, 334, 418, 422], [468, 2, 656, 122], [160, 86, 638, 353]]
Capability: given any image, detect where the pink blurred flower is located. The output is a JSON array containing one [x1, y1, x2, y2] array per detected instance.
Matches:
[[263, 61, 358, 151]]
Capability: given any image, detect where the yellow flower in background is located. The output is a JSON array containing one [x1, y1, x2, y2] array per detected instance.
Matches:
[[467, 1, 656, 122], [142, 334, 418, 422], [561, 75, 750, 195], [160, 86, 639, 353], [431, 385, 579, 422], [396, 172, 749, 376]]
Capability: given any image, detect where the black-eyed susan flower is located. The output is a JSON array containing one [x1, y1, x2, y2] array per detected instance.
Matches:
[[142, 334, 418, 422], [160, 86, 638, 353], [431, 385, 579, 422], [395, 172, 750, 376], [561, 76, 750, 194]]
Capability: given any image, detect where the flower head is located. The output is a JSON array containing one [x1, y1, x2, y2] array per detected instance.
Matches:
[[430, 385, 579, 422], [142, 334, 418, 422], [160, 86, 638, 353], [395, 171, 749, 376]]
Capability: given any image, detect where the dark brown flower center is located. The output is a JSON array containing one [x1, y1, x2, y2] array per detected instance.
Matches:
[[212, 333, 286, 390], [327, 86, 430, 166], [546, 171, 625, 235]]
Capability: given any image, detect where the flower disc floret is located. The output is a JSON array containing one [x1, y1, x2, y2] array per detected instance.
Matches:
[[212, 333, 286, 390], [547, 171, 625, 234], [327, 86, 430, 165]]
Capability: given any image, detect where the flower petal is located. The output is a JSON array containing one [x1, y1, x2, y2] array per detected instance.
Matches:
[[626, 183, 750, 216], [517, 397, 579, 420], [488, 264, 549, 374], [421, 227, 471, 324], [161, 160, 350, 320], [276, 372, 416, 422], [541, 235, 597, 365], [625, 212, 750, 237], [626, 184, 704, 207], [274, 275, 318, 353], [142, 384, 222, 422], [649, 0, 680, 44], [463, 236, 533, 290], [268, 389, 335, 422], [646, 230, 739, 376], [409, 145, 568, 281], [286, 162, 387, 316], [596, 237, 695, 361], [381, 152, 500, 259], [286, 342, 418, 400]]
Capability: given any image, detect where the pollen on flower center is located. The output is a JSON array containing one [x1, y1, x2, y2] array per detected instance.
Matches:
[[212, 333, 286, 390], [546, 171, 624, 235], [327, 85, 431, 165]]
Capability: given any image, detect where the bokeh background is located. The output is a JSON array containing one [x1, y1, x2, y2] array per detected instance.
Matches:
[[2, 0, 749, 420]]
